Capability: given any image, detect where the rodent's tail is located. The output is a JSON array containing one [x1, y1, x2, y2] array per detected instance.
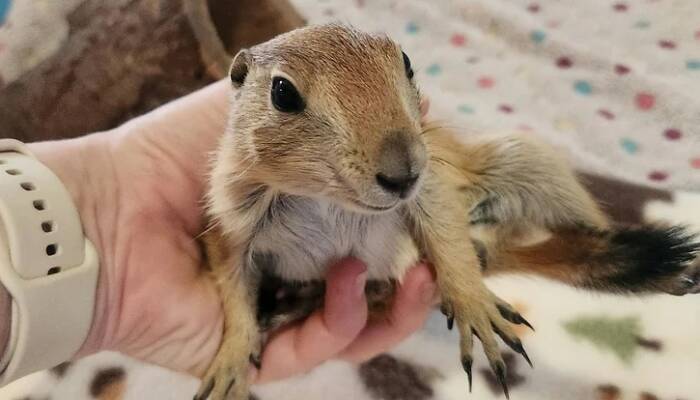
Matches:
[[486, 225, 700, 296]]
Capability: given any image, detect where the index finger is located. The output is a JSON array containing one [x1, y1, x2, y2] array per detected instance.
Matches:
[[254, 258, 368, 383]]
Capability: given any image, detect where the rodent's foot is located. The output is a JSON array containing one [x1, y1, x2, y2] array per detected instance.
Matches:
[[194, 329, 260, 400], [606, 226, 699, 296], [441, 291, 533, 399], [666, 257, 700, 295]]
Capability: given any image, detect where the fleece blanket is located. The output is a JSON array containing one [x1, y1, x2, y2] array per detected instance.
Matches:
[[1, 0, 699, 399]]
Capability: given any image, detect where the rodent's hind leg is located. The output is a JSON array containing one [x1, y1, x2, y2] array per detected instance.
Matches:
[[480, 225, 699, 296], [253, 250, 327, 333], [195, 265, 260, 400], [257, 277, 325, 332], [597, 226, 700, 296], [677, 258, 700, 295], [366, 279, 398, 319], [256, 277, 398, 333]]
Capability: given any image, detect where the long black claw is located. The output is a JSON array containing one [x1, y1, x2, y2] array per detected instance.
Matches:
[[515, 314, 535, 332], [493, 325, 534, 368], [494, 360, 509, 399], [461, 356, 473, 393], [512, 340, 533, 368], [440, 304, 451, 317], [250, 353, 262, 370], [497, 304, 535, 332], [195, 378, 215, 400], [441, 304, 454, 330], [495, 328, 534, 369]]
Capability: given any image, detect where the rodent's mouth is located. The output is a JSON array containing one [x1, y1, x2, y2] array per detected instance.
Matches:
[[350, 197, 398, 212], [330, 170, 396, 212], [330, 169, 402, 213]]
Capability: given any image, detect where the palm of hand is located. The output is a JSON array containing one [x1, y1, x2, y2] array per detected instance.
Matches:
[[81, 125, 224, 377], [72, 81, 436, 383]]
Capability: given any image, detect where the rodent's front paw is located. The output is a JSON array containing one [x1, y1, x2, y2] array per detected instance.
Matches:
[[194, 329, 261, 400], [440, 290, 533, 399]]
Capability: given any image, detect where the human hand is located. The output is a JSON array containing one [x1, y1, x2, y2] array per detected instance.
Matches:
[[28, 80, 437, 381]]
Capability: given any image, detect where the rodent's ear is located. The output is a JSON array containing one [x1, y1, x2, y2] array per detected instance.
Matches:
[[229, 49, 251, 88]]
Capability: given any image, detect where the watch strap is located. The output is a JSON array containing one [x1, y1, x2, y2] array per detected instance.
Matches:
[[0, 139, 99, 384]]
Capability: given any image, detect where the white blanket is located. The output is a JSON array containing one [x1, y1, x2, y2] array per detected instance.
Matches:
[[1, 1, 699, 399]]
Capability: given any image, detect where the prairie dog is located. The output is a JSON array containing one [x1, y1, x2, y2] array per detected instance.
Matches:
[[195, 24, 699, 400]]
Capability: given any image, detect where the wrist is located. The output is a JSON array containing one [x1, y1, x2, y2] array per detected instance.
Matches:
[[0, 282, 9, 364], [28, 134, 119, 357], [28, 135, 112, 253], [0, 138, 102, 382], [13, 81, 231, 372]]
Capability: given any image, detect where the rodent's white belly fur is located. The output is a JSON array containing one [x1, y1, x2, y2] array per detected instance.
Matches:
[[248, 196, 420, 282]]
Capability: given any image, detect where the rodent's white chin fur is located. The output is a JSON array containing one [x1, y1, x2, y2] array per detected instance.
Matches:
[[346, 180, 424, 214], [342, 184, 422, 214], [331, 196, 401, 215]]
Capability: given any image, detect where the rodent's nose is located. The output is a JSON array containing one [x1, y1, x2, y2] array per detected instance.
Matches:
[[376, 130, 426, 198], [376, 172, 419, 197]]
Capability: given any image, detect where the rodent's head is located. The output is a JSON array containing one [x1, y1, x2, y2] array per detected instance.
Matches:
[[224, 24, 427, 214]]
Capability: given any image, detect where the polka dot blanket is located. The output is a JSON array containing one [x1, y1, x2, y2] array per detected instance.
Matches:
[[291, 0, 700, 191], [1, 1, 699, 400]]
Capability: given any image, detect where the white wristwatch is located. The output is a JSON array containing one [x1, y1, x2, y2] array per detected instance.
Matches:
[[0, 139, 99, 385]]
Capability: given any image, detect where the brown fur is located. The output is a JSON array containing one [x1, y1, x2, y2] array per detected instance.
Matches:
[[195, 24, 699, 400]]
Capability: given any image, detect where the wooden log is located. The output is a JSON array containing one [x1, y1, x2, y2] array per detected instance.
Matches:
[[0, 0, 304, 142]]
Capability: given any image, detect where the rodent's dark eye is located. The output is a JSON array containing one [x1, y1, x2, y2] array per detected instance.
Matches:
[[402, 51, 414, 80], [271, 77, 305, 113]]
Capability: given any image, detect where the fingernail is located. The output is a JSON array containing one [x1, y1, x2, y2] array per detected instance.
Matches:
[[356, 271, 367, 298], [420, 282, 437, 305]]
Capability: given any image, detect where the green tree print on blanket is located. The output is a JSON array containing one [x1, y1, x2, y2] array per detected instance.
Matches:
[[564, 315, 645, 364]]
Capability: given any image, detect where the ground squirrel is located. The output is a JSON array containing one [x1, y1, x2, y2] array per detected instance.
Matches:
[[194, 24, 699, 400]]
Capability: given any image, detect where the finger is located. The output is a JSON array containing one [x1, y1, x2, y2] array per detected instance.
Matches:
[[339, 263, 436, 363], [255, 258, 368, 383]]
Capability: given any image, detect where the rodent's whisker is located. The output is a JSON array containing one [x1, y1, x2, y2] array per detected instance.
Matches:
[[430, 155, 461, 172], [196, 220, 221, 240], [421, 125, 447, 136], [224, 160, 257, 183], [421, 119, 481, 134]]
